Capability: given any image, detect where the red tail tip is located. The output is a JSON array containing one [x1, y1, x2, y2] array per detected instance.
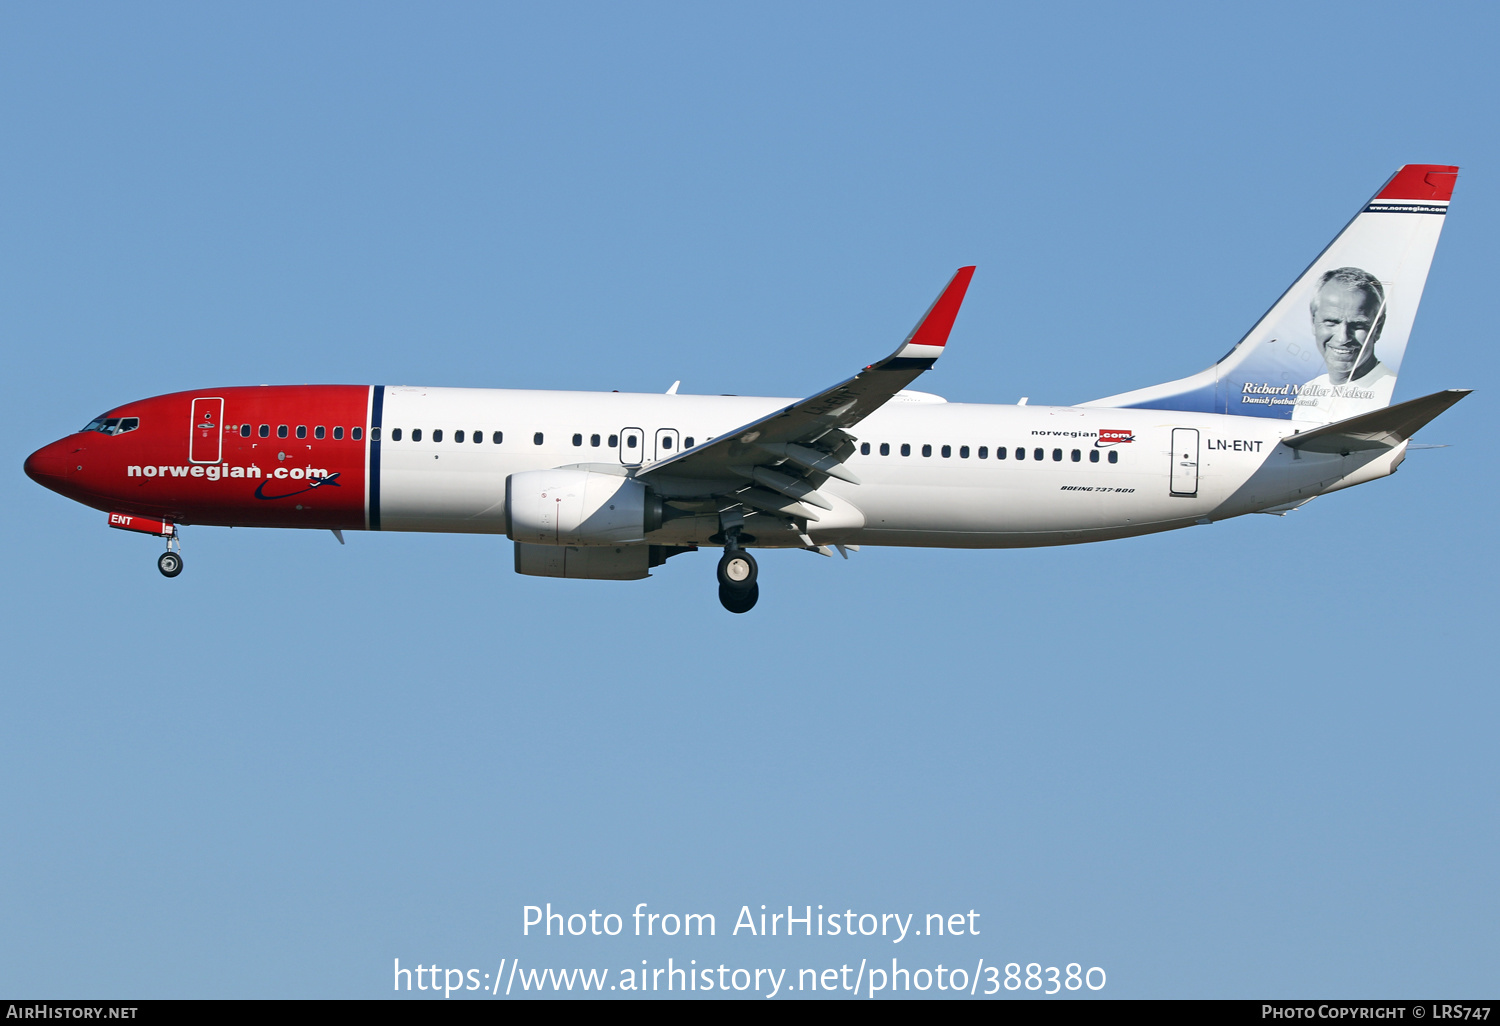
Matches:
[[1376, 164, 1459, 202]]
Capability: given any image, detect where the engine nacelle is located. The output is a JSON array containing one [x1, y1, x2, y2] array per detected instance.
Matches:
[[506, 468, 663, 546]]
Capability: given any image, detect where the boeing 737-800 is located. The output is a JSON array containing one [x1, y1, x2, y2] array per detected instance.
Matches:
[[25, 165, 1468, 612]]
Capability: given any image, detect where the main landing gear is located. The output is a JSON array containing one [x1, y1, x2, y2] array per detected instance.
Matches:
[[717, 546, 758, 614]]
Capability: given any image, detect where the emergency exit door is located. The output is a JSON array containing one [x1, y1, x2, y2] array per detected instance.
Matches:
[[618, 427, 644, 466], [654, 428, 680, 463], [190, 397, 223, 464], [1170, 428, 1199, 497]]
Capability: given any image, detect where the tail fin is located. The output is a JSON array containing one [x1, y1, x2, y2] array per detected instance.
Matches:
[[1085, 164, 1458, 424]]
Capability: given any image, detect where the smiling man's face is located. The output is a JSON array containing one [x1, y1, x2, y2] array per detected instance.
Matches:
[[1311, 283, 1383, 383]]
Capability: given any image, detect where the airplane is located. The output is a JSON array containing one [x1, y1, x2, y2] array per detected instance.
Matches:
[[25, 164, 1468, 613]]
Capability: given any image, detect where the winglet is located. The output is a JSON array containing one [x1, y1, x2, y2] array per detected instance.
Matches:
[[889, 266, 976, 363]]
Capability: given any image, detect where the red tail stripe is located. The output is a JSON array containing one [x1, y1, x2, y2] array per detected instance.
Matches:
[[1375, 164, 1459, 202]]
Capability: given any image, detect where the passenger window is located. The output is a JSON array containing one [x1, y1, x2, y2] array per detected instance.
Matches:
[[534, 432, 544, 445], [391, 428, 402, 441], [591, 434, 601, 447], [1071, 449, 1081, 462], [608, 434, 618, 447], [922, 444, 932, 457], [941, 445, 951, 458], [412, 428, 422, 442], [860, 442, 870, 455], [370, 427, 381, 441], [626, 435, 635, 448], [978, 446, 988, 459], [573, 433, 582, 446], [1108, 450, 1118, 463], [241, 425, 251, 438], [662, 437, 673, 450], [684, 437, 694, 448], [1089, 449, 1099, 463], [315, 426, 325, 439], [880, 443, 890, 456], [433, 429, 443, 442], [296, 425, 307, 439], [455, 430, 465, 443], [473, 430, 482, 443], [901, 443, 911, 456], [493, 431, 503, 444], [259, 424, 270, 437], [1014, 447, 1023, 460], [352, 427, 363, 440], [278, 425, 288, 438], [333, 426, 344, 440], [1034, 448, 1044, 460], [1051, 448, 1061, 461], [959, 446, 969, 458]]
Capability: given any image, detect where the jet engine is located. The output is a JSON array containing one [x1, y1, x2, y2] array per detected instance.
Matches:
[[505, 468, 663, 546]]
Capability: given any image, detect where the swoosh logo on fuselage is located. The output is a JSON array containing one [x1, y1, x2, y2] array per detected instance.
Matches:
[[254, 472, 341, 501]]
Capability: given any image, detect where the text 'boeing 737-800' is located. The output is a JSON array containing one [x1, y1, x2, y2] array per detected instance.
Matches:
[[25, 165, 1468, 612]]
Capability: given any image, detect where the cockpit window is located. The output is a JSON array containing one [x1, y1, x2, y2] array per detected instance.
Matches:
[[82, 416, 140, 436]]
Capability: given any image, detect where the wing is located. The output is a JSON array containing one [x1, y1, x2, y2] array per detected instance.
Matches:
[[638, 267, 975, 529]]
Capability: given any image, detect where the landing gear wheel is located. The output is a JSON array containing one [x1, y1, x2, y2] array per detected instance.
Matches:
[[719, 582, 759, 613], [717, 549, 758, 589], [157, 551, 183, 578]]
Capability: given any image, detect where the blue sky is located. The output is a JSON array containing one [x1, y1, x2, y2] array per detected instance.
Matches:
[[2, 1, 1495, 999]]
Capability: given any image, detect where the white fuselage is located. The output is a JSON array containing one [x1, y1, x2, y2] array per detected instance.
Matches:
[[374, 386, 1402, 547]]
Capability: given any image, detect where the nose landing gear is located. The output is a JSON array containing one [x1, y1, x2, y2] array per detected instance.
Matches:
[[157, 529, 183, 579], [716, 546, 758, 613]]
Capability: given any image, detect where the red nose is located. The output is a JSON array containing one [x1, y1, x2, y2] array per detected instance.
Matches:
[[24, 441, 71, 493]]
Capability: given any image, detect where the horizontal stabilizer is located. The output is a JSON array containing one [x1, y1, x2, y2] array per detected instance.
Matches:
[[1282, 388, 1470, 454]]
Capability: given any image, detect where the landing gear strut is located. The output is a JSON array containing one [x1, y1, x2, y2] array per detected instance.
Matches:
[[717, 546, 758, 613], [157, 529, 183, 578]]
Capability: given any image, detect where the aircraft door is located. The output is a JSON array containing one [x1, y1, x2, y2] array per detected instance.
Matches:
[[618, 427, 644, 466], [1170, 428, 1199, 497], [190, 397, 223, 464], [654, 428, 679, 463]]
